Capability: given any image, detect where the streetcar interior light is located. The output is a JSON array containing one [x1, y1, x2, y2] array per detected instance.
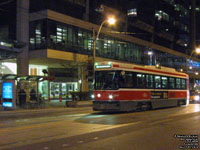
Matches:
[[109, 94, 113, 99], [97, 94, 101, 97], [108, 62, 112, 65], [95, 62, 98, 66]]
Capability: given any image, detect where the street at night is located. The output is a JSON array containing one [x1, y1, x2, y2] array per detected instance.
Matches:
[[1, 0, 200, 150], [0, 104, 199, 150]]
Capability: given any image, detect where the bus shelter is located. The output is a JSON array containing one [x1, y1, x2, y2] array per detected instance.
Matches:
[[1, 74, 49, 110]]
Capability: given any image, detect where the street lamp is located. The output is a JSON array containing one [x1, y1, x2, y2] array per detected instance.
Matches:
[[188, 47, 200, 60], [186, 47, 200, 73], [93, 17, 116, 66]]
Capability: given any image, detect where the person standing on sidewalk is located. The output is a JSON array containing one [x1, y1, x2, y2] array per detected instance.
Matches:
[[30, 88, 37, 102], [19, 88, 26, 108]]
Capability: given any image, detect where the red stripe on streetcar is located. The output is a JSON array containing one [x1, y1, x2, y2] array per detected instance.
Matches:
[[113, 64, 119, 67]]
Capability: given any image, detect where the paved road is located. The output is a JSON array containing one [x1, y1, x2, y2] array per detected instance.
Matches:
[[0, 104, 200, 150]]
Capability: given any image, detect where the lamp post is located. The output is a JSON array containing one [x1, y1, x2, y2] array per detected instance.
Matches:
[[93, 17, 116, 66]]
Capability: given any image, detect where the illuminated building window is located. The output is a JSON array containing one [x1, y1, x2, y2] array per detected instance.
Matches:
[[174, 4, 188, 17], [35, 24, 41, 45], [65, 0, 85, 6], [155, 10, 169, 21], [196, 7, 200, 12], [30, 38, 35, 44], [127, 8, 137, 16], [163, 0, 175, 5], [95, 8, 102, 13]]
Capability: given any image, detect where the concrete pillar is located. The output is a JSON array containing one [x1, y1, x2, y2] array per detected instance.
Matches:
[[16, 0, 29, 75], [78, 65, 88, 92]]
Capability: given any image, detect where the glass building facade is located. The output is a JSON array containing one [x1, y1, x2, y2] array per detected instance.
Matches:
[[29, 19, 186, 69]]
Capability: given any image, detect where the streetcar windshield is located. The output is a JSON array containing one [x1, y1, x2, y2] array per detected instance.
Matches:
[[95, 71, 120, 90]]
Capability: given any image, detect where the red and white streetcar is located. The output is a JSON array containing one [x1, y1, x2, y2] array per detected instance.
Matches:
[[92, 61, 189, 111]]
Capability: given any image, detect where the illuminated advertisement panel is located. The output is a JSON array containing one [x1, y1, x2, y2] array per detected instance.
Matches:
[[2, 102, 13, 107], [2, 82, 13, 99]]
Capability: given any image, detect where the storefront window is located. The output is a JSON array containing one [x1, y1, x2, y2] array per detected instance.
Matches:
[[50, 82, 78, 99], [38, 81, 48, 100]]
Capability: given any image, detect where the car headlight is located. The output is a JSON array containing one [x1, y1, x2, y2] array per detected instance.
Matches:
[[194, 95, 200, 101], [109, 94, 113, 99], [97, 94, 101, 98]]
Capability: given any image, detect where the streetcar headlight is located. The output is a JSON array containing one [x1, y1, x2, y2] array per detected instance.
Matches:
[[109, 94, 113, 99], [194, 95, 200, 101], [91, 94, 95, 99], [97, 94, 101, 98]]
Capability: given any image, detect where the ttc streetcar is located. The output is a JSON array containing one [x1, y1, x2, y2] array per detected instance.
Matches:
[[92, 61, 189, 112]]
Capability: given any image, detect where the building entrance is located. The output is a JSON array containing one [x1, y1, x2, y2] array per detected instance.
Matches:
[[50, 82, 78, 99]]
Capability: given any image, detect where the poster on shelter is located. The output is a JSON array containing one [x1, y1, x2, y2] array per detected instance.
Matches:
[[2, 82, 13, 99]]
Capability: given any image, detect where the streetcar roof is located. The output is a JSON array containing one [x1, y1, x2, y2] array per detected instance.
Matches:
[[95, 61, 188, 78]]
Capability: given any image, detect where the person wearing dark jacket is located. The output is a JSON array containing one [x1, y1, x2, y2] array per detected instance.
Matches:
[[19, 89, 26, 107], [30, 88, 37, 101]]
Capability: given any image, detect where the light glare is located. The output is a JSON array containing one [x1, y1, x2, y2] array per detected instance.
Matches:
[[107, 18, 116, 25], [109, 94, 113, 99], [196, 48, 200, 54], [194, 95, 200, 101]]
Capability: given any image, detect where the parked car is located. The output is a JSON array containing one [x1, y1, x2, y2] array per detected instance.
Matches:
[[190, 90, 200, 101]]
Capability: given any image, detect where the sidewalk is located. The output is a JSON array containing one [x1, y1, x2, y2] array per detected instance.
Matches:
[[45, 99, 93, 108], [0, 100, 93, 118]]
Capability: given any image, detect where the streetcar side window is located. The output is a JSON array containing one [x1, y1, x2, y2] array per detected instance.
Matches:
[[155, 76, 161, 89], [181, 79, 186, 89], [125, 72, 134, 88], [136, 73, 145, 88], [169, 77, 175, 89], [176, 78, 181, 89], [146, 74, 154, 88], [161, 76, 168, 89], [119, 71, 134, 88]]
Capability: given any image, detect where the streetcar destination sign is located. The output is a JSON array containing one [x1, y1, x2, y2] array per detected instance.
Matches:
[[95, 65, 111, 69]]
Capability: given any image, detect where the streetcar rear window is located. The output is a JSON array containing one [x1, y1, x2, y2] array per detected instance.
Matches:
[[176, 78, 181, 89], [181, 79, 186, 89]]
